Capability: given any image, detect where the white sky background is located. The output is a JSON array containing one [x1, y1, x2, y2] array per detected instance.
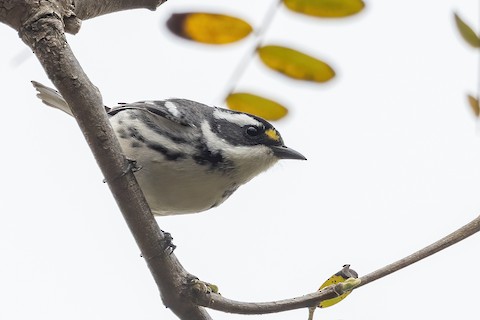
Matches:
[[1, 0, 480, 319]]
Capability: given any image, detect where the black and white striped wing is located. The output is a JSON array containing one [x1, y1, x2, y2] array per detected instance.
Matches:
[[108, 98, 213, 128]]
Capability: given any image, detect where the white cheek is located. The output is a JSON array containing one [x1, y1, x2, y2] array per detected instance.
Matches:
[[200, 121, 230, 150], [200, 121, 278, 182]]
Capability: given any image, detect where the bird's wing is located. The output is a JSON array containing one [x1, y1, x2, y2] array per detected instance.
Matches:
[[108, 99, 210, 128]]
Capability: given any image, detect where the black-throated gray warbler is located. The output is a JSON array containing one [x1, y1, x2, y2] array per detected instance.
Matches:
[[32, 81, 306, 215]]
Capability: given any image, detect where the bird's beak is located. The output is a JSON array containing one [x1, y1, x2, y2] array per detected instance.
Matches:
[[271, 146, 307, 160]]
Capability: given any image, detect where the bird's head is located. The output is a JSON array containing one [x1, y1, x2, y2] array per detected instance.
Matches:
[[201, 108, 306, 182]]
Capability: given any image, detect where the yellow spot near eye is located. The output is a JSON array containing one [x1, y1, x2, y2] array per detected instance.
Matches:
[[265, 128, 280, 141]]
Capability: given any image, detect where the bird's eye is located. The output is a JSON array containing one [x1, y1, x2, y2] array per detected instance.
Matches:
[[245, 126, 260, 137]]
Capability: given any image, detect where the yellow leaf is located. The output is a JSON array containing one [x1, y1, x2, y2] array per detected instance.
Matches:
[[467, 94, 480, 117], [318, 264, 358, 308], [309, 265, 358, 320], [166, 12, 252, 45], [226, 93, 288, 121], [454, 13, 480, 48], [258, 45, 335, 82], [284, 0, 365, 18]]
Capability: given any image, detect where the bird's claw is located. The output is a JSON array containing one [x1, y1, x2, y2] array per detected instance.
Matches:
[[124, 158, 142, 174], [161, 230, 176, 254], [103, 158, 142, 183]]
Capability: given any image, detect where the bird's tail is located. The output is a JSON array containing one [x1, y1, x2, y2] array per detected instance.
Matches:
[[31, 81, 73, 116]]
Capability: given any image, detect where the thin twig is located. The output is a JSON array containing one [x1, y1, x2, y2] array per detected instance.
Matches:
[[358, 214, 480, 287], [195, 282, 343, 314], [217, 0, 283, 104], [194, 214, 480, 314]]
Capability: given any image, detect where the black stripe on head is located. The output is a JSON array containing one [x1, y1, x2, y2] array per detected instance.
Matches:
[[210, 108, 284, 147]]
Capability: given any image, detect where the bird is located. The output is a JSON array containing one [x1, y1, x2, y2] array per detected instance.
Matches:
[[32, 81, 306, 216]]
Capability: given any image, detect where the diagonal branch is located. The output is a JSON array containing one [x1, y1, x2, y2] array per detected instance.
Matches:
[[0, 1, 211, 319]]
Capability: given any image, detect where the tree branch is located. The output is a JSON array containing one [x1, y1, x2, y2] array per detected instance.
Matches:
[[74, 0, 167, 21], [193, 282, 344, 314], [358, 214, 480, 287], [0, 0, 167, 35], [2, 1, 479, 319], [0, 1, 210, 319], [191, 214, 480, 315]]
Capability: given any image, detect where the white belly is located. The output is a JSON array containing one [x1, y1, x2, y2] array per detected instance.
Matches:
[[123, 143, 237, 215]]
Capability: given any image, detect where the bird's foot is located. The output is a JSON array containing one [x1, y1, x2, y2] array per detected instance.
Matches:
[[103, 158, 142, 183], [160, 230, 176, 254], [124, 158, 142, 174]]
